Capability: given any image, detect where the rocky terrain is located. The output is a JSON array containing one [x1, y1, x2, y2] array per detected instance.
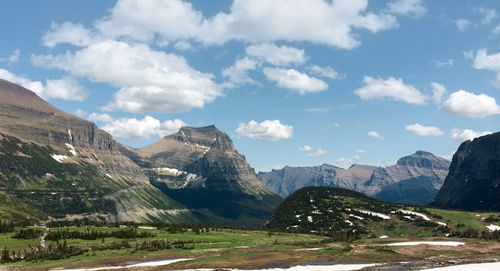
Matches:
[[120, 125, 282, 227], [432, 132, 500, 211], [259, 151, 450, 204], [0, 79, 195, 223]]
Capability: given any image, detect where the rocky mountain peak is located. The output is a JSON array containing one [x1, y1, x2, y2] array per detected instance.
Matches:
[[396, 150, 449, 170], [167, 125, 234, 151]]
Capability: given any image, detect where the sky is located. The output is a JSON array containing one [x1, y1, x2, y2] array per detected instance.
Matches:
[[1, 0, 500, 172]]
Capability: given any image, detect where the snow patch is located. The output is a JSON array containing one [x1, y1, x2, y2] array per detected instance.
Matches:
[[349, 214, 364, 220], [51, 154, 68, 163], [105, 174, 113, 179], [345, 220, 353, 226], [67, 129, 72, 141], [156, 167, 185, 176], [379, 235, 389, 239], [397, 210, 431, 221], [437, 222, 447, 227], [307, 216, 313, 222], [65, 143, 77, 156], [356, 210, 390, 220], [487, 224, 500, 231]]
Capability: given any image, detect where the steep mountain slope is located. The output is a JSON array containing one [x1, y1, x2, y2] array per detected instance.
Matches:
[[0, 79, 196, 223], [259, 151, 450, 204], [432, 132, 500, 211], [265, 186, 490, 239], [120, 126, 282, 227]]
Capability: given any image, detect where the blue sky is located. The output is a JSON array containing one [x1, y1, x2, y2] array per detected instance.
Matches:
[[1, 0, 500, 172]]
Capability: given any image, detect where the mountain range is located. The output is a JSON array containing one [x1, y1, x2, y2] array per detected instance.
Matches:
[[259, 151, 450, 205], [0, 79, 280, 226]]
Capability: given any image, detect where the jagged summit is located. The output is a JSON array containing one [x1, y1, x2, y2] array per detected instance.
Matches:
[[167, 125, 234, 151], [396, 150, 450, 169]]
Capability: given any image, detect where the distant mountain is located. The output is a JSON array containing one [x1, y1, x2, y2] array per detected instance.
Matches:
[[259, 151, 450, 205], [432, 132, 500, 211], [120, 125, 282, 227], [0, 79, 196, 223], [265, 186, 457, 238]]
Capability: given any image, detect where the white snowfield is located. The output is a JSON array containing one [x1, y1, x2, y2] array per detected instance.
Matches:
[[419, 262, 500, 270], [157, 167, 185, 176], [51, 154, 68, 163], [486, 224, 500, 231], [356, 210, 390, 220], [54, 258, 191, 271], [397, 210, 431, 221], [386, 241, 465, 247]]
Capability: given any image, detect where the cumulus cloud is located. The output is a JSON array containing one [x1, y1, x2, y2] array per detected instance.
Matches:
[[473, 49, 500, 88], [0, 69, 87, 101], [246, 43, 306, 66], [431, 82, 447, 104], [309, 65, 342, 79], [307, 148, 328, 157], [356, 149, 366, 153], [385, 0, 426, 17], [299, 145, 313, 151], [82, 0, 400, 50], [88, 112, 114, 123], [355, 76, 428, 105], [32, 40, 221, 113], [450, 128, 492, 143], [405, 123, 444, 136], [235, 120, 293, 141], [222, 57, 257, 85], [101, 116, 187, 140], [455, 19, 471, 32], [440, 90, 500, 118], [263, 67, 328, 94], [336, 155, 360, 168], [475, 7, 497, 25], [43, 22, 96, 48], [368, 131, 383, 139]]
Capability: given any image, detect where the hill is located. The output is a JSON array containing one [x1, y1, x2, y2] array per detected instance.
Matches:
[[265, 186, 497, 239]]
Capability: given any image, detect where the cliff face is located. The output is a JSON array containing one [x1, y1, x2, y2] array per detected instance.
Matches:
[[0, 79, 195, 223], [259, 151, 450, 205], [432, 132, 500, 211], [121, 126, 282, 227]]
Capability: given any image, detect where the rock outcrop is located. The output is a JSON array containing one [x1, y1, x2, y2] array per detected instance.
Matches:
[[432, 132, 500, 211], [259, 151, 450, 205]]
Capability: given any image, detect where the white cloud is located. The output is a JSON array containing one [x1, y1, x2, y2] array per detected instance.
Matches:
[[309, 65, 342, 79], [385, 0, 426, 17], [336, 156, 359, 168], [463, 50, 475, 59], [431, 82, 447, 104], [173, 40, 194, 51], [450, 128, 493, 143], [263, 67, 328, 94], [0, 49, 20, 63], [222, 57, 257, 85], [101, 116, 187, 140], [246, 43, 306, 66], [455, 19, 471, 32], [475, 7, 497, 25], [356, 149, 366, 153], [44, 78, 88, 101], [473, 49, 500, 88], [355, 76, 428, 105], [441, 90, 500, 118], [333, 122, 340, 127], [299, 145, 313, 151], [0, 69, 87, 101], [235, 120, 293, 141], [405, 123, 444, 136], [304, 107, 330, 113], [32, 40, 222, 113], [307, 148, 328, 157], [86, 0, 399, 50], [88, 112, 114, 123], [368, 131, 383, 139], [432, 59, 454, 68], [73, 109, 87, 117], [43, 22, 96, 48]]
